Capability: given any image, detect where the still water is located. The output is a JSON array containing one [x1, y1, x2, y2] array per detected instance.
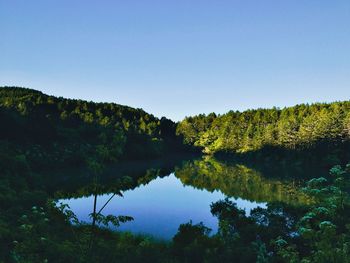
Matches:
[[59, 158, 313, 239], [61, 173, 266, 239]]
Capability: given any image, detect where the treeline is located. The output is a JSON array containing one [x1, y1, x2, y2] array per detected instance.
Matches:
[[0, 87, 187, 170], [177, 102, 350, 155]]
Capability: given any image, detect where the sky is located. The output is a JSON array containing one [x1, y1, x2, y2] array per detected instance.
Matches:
[[1, 1, 349, 121]]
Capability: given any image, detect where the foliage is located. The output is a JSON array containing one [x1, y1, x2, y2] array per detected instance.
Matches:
[[177, 102, 350, 155], [0, 86, 186, 169]]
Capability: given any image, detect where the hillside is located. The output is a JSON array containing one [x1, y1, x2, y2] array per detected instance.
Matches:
[[177, 101, 350, 156], [0, 86, 185, 171]]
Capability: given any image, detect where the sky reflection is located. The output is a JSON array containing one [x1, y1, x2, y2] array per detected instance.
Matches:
[[62, 173, 266, 239]]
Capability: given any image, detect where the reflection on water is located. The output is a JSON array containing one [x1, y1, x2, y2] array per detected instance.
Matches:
[[176, 158, 311, 205], [58, 157, 313, 239], [61, 173, 266, 239]]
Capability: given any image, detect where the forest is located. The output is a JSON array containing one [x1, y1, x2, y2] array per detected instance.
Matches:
[[177, 102, 350, 157], [1, 86, 350, 262], [0, 87, 189, 168]]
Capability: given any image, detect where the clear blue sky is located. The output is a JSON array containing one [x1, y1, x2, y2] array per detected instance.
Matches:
[[1, 1, 349, 121]]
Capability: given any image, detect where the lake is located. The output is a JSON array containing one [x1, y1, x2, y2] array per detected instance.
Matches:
[[57, 157, 314, 239]]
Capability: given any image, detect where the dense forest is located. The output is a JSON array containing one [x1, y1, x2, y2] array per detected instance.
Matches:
[[0, 87, 189, 170], [177, 102, 350, 157], [2, 86, 350, 169]]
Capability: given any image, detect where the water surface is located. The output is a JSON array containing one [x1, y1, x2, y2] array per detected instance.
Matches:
[[62, 173, 266, 239], [59, 157, 313, 239]]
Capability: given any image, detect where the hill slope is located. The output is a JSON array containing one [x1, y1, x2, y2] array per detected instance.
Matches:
[[177, 101, 350, 155], [0, 86, 184, 170]]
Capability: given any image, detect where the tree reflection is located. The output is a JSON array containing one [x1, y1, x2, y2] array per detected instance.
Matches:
[[175, 157, 312, 205]]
